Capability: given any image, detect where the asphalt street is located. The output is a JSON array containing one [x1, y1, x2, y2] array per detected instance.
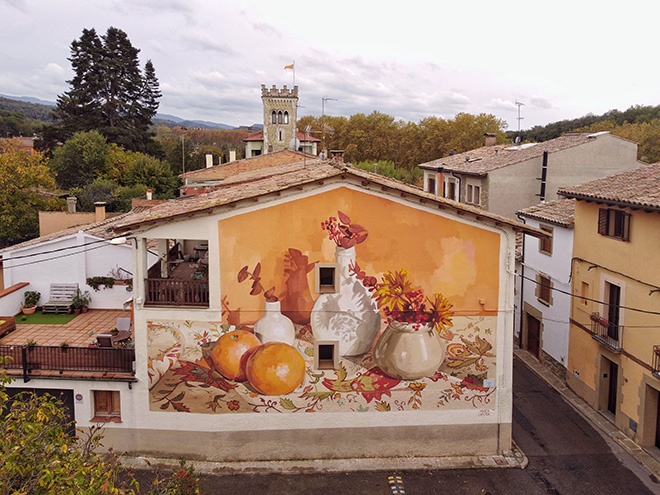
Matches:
[[133, 356, 660, 494]]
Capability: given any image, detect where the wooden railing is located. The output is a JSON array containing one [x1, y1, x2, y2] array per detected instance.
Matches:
[[0, 345, 135, 382], [145, 278, 209, 307], [590, 313, 623, 351]]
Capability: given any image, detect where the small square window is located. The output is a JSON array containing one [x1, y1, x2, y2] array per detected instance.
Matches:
[[427, 177, 436, 195], [315, 264, 338, 294], [314, 340, 339, 370], [598, 208, 630, 241], [92, 390, 121, 422], [580, 281, 590, 306], [539, 225, 553, 255]]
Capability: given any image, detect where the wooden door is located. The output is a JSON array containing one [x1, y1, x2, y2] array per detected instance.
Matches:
[[607, 360, 618, 415], [526, 314, 541, 360]]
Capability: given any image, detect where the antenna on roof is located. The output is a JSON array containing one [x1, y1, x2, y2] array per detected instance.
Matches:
[[515, 101, 524, 138]]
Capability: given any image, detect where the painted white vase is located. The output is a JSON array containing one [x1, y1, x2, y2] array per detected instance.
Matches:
[[310, 246, 381, 356], [373, 321, 445, 380], [254, 300, 295, 346]]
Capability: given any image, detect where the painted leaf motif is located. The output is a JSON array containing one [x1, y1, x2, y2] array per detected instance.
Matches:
[[171, 401, 190, 412], [353, 233, 368, 244], [280, 398, 297, 410], [446, 356, 480, 369], [375, 401, 391, 412], [337, 210, 351, 225], [237, 266, 249, 283], [264, 287, 277, 302], [250, 281, 263, 295], [476, 335, 493, 355], [461, 337, 482, 356], [171, 392, 185, 402], [348, 224, 365, 233], [252, 262, 261, 279]]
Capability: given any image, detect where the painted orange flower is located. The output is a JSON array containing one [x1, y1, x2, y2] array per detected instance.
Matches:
[[446, 343, 470, 358], [428, 292, 454, 333], [227, 400, 240, 411], [373, 269, 415, 311]]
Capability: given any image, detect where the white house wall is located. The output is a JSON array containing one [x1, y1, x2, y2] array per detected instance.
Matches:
[[521, 218, 573, 367]]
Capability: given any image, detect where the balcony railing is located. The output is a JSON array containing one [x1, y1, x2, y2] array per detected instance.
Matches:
[[653, 346, 660, 378], [590, 313, 623, 352], [0, 344, 135, 382], [145, 278, 209, 307]]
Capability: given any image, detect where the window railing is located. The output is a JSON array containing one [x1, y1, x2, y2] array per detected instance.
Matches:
[[145, 278, 209, 307], [0, 345, 135, 382], [590, 313, 623, 351]]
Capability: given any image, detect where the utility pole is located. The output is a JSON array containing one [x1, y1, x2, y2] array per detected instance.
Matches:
[[515, 101, 524, 134], [322, 96, 337, 154], [180, 126, 188, 174]]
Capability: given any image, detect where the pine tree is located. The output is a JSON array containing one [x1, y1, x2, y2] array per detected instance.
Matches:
[[51, 27, 160, 153]]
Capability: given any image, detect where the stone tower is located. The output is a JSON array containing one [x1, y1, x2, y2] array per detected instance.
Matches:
[[261, 84, 298, 154]]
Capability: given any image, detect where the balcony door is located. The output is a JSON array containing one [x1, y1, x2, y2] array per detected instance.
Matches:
[[606, 283, 621, 341]]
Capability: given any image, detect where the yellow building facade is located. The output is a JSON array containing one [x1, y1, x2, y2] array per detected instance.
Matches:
[[560, 164, 660, 449]]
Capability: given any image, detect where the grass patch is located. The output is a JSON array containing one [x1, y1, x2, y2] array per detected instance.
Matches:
[[16, 311, 77, 325]]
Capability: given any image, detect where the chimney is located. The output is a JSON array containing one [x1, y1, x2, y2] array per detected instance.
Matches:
[[94, 202, 106, 222], [484, 133, 497, 147], [229, 150, 236, 162], [206, 154, 213, 168], [146, 189, 153, 200], [66, 197, 77, 213]]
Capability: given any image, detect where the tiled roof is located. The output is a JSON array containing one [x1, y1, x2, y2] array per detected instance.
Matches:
[[242, 130, 321, 142], [417, 133, 626, 176], [558, 162, 660, 211], [180, 149, 314, 182], [114, 159, 547, 240], [517, 199, 575, 228], [0, 211, 137, 254]]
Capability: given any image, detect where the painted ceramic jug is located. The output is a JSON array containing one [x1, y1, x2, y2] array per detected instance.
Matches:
[[373, 321, 445, 380], [310, 246, 381, 356], [254, 300, 295, 346]]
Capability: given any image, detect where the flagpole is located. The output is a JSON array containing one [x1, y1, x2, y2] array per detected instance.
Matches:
[[292, 59, 295, 87]]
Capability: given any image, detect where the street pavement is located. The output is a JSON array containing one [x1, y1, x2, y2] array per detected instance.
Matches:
[[131, 355, 660, 494]]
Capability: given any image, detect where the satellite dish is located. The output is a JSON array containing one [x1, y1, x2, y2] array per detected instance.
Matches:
[[289, 137, 300, 150]]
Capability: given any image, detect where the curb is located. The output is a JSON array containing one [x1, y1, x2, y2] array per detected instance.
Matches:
[[514, 349, 660, 481], [121, 443, 528, 475]]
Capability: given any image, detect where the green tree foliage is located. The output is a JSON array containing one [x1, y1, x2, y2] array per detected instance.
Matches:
[[0, 96, 55, 122], [0, 110, 43, 138], [51, 27, 161, 153], [352, 160, 423, 185], [126, 154, 178, 197], [50, 130, 110, 189], [0, 138, 63, 246], [299, 111, 507, 169], [572, 119, 660, 164]]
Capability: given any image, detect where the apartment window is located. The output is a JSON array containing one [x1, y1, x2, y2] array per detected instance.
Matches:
[[539, 225, 553, 255], [536, 273, 553, 306], [315, 263, 338, 294], [92, 390, 121, 422], [598, 208, 630, 241], [427, 177, 436, 195], [466, 184, 481, 205], [446, 180, 457, 201]]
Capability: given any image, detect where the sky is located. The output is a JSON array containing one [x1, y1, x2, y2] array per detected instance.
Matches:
[[1, 0, 658, 131]]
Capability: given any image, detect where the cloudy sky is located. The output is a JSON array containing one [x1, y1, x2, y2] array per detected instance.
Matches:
[[1, 0, 657, 130]]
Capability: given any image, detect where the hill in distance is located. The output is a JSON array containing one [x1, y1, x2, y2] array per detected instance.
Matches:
[[0, 94, 237, 130]]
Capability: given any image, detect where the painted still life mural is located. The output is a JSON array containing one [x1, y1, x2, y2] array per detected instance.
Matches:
[[148, 188, 501, 415]]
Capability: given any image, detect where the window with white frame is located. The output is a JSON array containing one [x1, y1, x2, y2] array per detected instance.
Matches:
[[465, 181, 481, 205]]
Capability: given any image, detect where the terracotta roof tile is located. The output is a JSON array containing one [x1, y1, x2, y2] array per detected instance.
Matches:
[[114, 160, 547, 240], [558, 162, 660, 210], [517, 199, 575, 227], [417, 133, 626, 176]]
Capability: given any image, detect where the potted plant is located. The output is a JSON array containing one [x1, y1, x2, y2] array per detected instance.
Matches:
[[21, 291, 40, 315], [71, 289, 91, 314]]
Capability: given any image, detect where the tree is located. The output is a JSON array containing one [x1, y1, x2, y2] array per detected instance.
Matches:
[[126, 154, 178, 197], [0, 138, 62, 246], [49, 130, 110, 189], [52, 27, 161, 153]]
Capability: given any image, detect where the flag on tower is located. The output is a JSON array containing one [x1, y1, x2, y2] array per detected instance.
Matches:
[[284, 63, 294, 70]]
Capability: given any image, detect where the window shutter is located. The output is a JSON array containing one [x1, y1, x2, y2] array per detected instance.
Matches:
[[598, 208, 608, 235], [622, 212, 631, 241]]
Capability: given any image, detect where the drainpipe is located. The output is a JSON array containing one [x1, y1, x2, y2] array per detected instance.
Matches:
[[538, 150, 548, 202], [516, 213, 527, 349]]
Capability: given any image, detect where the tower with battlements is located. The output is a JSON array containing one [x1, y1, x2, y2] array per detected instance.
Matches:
[[261, 84, 298, 153]]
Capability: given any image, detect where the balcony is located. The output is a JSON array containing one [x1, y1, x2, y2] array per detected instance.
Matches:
[[145, 278, 209, 307], [653, 346, 660, 379], [590, 313, 623, 352], [0, 344, 135, 382]]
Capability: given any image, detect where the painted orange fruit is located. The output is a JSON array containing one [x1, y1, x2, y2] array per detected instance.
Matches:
[[246, 342, 306, 395], [211, 330, 261, 381]]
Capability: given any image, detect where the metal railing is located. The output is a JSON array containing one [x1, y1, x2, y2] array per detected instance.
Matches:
[[590, 313, 623, 351], [0, 344, 135, 382], [145, 278, 209, 307]]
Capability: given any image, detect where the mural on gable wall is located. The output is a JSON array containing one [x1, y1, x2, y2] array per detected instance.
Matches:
[[148, 187, 500, 414]]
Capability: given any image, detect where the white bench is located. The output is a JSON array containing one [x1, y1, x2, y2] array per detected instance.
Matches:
[[42, 283, 79, 314]]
